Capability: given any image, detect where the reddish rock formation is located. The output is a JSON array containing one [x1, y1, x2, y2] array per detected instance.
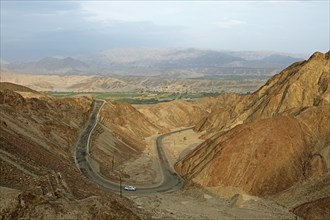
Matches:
[[0, 83, 145, 219], [100, 101, 161, 151], [176, 51, 330, 197], [293, 197, 330, 220], [195, 51, 330, 138]]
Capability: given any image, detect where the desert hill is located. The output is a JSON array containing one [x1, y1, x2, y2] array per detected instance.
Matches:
[[1, 70, 264, 94], [0, 85, 92, 160], [0, 82, 37, 93], [175, 51, 330, 200], [135, 93, 238, 131], [4, 57, 90, 75], [0, 84, 145, 219], [3, 48, 304, 77], [94, 101, 162, 156], [137, 100, 211, 129], [90, 99, 213, 180], [88, 95, 227, 182], [195, 51, 330, 138]]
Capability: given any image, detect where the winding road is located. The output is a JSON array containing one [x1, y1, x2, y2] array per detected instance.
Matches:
[[75, 100, 189, 195]]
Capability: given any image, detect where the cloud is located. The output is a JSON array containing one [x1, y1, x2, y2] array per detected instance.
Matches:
[[1, 1, 79, 13], [80, 1, 187, 25], [1, 1, 329, 60], [214, 19, 247, 29]]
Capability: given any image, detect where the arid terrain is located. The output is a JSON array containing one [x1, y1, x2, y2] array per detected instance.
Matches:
[[0, 83, 147, 219], [1, 51, 329, 219], [175, 52, 330, 218], [2, 48, 304, 77], [1, 70, 265, 94]]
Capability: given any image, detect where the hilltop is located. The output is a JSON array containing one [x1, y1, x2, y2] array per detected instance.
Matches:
[[2, 48, 304, 77], [0, 85, 147, 219], [1, 70, 265, 94], [175, 51, 329, 217]]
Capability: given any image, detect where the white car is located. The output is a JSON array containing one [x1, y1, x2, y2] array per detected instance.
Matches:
[[124, 186, 136, 191]]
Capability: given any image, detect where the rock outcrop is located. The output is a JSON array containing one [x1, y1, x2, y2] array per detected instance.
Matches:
[[175, 51, 330, 197], [100, 101, 162, 151], [293, 197, 330, 220], [137, 99, 214, 129], [0, 85, 92, 160], [195, 51, 330, 139], [0, 83, 146, 219]]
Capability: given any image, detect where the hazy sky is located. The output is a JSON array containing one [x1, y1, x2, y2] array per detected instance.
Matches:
[[1, 1, 329, 61]]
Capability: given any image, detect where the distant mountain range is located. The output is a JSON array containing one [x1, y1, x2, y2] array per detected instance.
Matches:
[[1, 48, 307, 77]]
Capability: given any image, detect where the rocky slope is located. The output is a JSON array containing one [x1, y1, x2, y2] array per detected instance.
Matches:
[[175, 52, 330, 199], [0, 83, 146, 219], [98, 101, 163, 151], [137, 100, 211, 129], [0, 83, 92, 160], [90, 96, 224, 180], [4, 48, 304, 76], [195, 51, 330, 137], [136, 94, 236, 131], [88, 101, 166, 180], [293, 197, 330, 220], [4, 57, 90, 75], [1, 70, 264, 93]]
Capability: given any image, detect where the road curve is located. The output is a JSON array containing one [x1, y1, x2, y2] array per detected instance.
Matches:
[[75, 99, 189, 195]]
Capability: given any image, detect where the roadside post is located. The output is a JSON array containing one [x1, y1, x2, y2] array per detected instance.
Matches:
[[119, 176, 122, 198]]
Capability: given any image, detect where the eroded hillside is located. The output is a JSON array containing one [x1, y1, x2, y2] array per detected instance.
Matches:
[[195, 52, 330, 138], [1, 70, 265, 93], [88, 101, 164, 180], [0, 83, 146, 219], [0, 83, 92, 160], [175, 52, 330, 205], [137, 99, 214, 129], [89, 98, 220, 181]]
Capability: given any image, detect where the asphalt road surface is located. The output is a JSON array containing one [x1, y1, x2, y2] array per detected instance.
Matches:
[[75, 100, 189, 195]]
